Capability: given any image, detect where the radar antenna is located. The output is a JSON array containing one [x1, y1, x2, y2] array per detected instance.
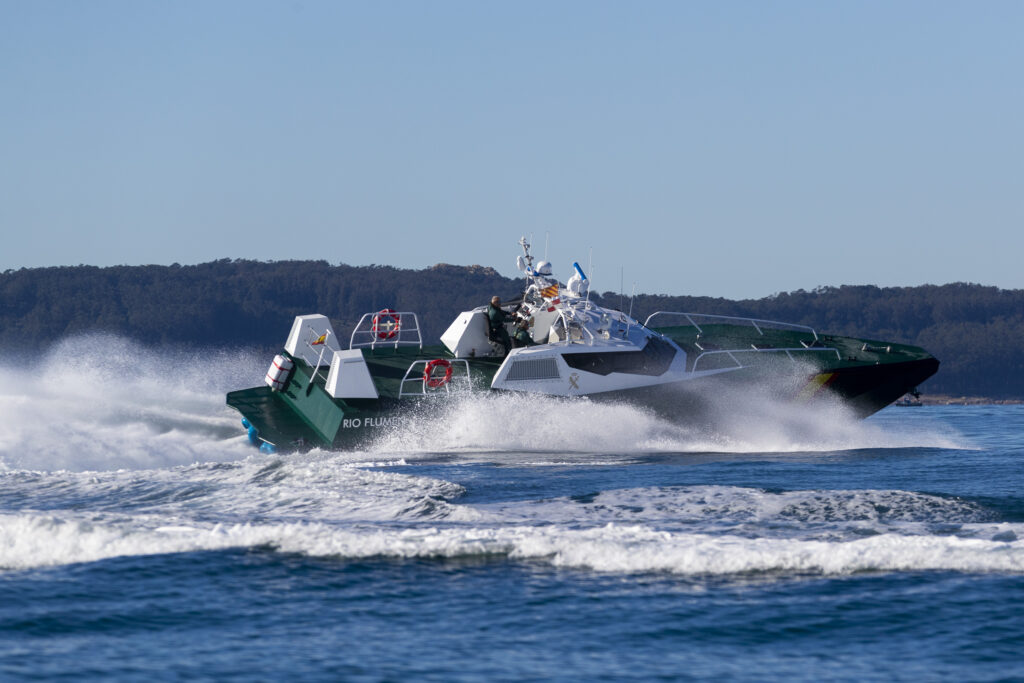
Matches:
[[518, 236, 534, 268], [516, 236, 537, 281]]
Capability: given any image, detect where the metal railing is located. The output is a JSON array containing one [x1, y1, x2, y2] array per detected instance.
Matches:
[[547, 309, 596, 346], [644, 311, 819, 341], [349, 311, 424, 350], [691, 346, 841, 373], [301, 326, 334, 388], [398, 359, 474, 397]]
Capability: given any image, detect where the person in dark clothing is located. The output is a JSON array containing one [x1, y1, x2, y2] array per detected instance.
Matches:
[[513, 319, 538, 348], [487, 296, 512, 355]]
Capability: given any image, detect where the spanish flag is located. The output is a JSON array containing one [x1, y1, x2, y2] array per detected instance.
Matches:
[[540, 284, 559, 299], [311, 333, 327, 346]]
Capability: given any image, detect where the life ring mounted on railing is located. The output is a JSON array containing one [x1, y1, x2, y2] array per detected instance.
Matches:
[[423, 358, 453, 388], [372, 308, 401, 340]]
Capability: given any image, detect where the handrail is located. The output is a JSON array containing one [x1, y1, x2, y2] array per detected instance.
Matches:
[[692, 346, 841, 373], [398, 359, 473, 397], [644, 311, 818, 341], [549, 308, 595, 346], [350, 311, 424, 350], [304, 326, 333, 389]]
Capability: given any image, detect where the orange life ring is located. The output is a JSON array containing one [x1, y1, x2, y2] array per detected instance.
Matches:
[[372, 308, 401, 340], [423, 358, 453, 388]]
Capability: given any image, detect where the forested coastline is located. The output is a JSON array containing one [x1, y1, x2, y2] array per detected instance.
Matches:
[[2, 260, 1021, 398]]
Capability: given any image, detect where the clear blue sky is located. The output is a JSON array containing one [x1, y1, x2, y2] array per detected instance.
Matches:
[[2, 1, 1021, 299]]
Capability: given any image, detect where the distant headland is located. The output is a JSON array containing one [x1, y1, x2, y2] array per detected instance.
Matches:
[[916, 395, 1024, 406]]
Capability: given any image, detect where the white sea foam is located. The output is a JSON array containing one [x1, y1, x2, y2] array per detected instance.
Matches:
[[0, 445, 1012, 577], [0, 450, 474, 525], [505, 525, 1024, 575], [3, 511, 1023, 575]]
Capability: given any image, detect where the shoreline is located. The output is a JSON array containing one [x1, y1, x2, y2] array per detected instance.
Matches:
[[911, 394, 1023, 406]]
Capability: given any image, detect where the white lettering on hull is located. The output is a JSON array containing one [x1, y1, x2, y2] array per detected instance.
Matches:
[[341, 416, 405, 430]]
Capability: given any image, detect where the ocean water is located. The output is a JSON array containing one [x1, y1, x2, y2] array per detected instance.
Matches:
[[1, 337, 1023, 681]]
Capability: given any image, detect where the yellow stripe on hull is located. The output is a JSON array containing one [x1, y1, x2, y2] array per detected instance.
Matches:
[[796, 372, 837, 402]]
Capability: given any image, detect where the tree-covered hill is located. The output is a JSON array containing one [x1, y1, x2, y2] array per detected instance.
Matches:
[[2, 260, 1021, 398]]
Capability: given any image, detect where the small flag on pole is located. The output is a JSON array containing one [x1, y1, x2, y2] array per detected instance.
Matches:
[[311, 333, 327, 346], [540, 284, 559, 299]]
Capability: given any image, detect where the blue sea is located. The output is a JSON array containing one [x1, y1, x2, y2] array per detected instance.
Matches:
[[1, 338, 1022, 681]]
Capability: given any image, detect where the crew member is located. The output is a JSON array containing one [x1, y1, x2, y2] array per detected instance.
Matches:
[[513, 319, 538, 348], [487, 296, 512, 355]]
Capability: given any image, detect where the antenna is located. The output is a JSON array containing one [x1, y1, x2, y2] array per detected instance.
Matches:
[[619, 266, 624, 313], [585, 265, 594, 308], [626, 282, 637, 336], [518, 235, 534, 289], [544, 231, 549, 261], [518, 235, 533, 265]]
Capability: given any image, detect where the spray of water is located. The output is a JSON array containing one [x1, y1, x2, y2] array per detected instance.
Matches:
[[0, 334, 262, 472], [369, 366, 963, 456], [0, 334, 963, 473]]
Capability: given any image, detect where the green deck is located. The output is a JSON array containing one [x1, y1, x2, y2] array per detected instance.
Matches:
[[227, 345, 504, 451]]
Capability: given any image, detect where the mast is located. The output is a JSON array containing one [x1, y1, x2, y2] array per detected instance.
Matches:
[[518, 235, 536, 287]]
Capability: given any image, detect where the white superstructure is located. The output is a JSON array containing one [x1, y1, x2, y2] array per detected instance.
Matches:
[[438, 237, 735, 397]]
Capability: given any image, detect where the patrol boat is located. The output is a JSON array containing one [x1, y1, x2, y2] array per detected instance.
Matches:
[[227, 239, 939, 453]]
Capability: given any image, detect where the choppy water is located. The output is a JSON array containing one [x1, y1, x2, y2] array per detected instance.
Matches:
[[1, 337, 1022, 681]]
